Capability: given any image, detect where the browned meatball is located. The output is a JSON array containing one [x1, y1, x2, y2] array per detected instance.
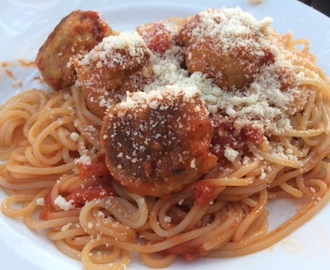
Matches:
[[75, 32, 154, 117], [177, 8, 272, 90], [36, 10, 113, 90], [100, 86, 218, 197]]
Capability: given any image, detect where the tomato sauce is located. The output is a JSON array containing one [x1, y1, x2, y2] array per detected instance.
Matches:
[[71, 160, 116, 206], [66, 185, 115, 208], [143, 21, 173, 55], [18, 60, 35, 68], [77, 160, 112, 180], [194, 182, 217, 207], [40, 160, 115, 220], [211, 117, 264, 159], [162, 242, 207, 261], [241, 125, 264, 144], [39, 195, 53, 220]]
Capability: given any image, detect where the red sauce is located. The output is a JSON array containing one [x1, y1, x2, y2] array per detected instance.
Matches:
[[12, 81, 23, 89], [72, 160, 116, 206], [162, 242, 207, 261], [211, 120, 243, 159], [40, 160, 115, 220], [5, 69, 14, 79], [211, 117, 264, 159], [261, 49, 275, 66], [1, 62, 9, 68], [65, 185, 115, 207], [33, 76, 46, 84], [277, 66, 296, 90], [18, 59, 35, 68], [1, 59, 36, 82], [143, 21, 173, 55], [39, 195, 53, 220], [241, 125, 264, 144], [84, 11, 113, 43], [77, 160, 112, 180], [194, 182, 217, 207]]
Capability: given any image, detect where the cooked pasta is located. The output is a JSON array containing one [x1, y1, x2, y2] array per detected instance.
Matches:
[[1, 7, 330, 270]]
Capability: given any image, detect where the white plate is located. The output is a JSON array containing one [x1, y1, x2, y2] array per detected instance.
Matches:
[[1, 0, 330, 269]]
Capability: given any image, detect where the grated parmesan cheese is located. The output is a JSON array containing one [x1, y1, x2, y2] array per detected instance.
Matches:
[[75, 154, 92, 165], [36, 197, 45, 206], [77, 7, 308, 174], [164, 216, 172, 223], [79, 32, 148, 67], [141, 10, 299, 139], [61, 223, 72, 232], [54, 195, 75, 211], [224, 147, 239, 162], [70, 132, 80, 142]]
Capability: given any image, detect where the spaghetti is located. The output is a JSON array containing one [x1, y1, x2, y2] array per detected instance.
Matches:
[[1, 7, 330, 270]]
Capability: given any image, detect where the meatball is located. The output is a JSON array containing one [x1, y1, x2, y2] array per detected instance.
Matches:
[[100, 86, 218, 197], [177, 8, 272, 90], [75, 32, 154, 117], [36, 10, 113, 90]]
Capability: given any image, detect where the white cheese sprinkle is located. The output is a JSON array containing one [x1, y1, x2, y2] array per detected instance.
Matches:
[[75, 154, 92, 165], [36, 198, 45, 206], [70, 132, 80, 142], [224, 147, 239, 162], [54, 195, 75, 211]]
